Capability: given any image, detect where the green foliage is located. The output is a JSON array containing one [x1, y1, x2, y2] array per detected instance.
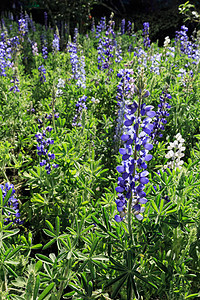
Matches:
[[0, 10, 200, 300]]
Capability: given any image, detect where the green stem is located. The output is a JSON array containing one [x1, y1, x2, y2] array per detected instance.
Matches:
[[127, 93, 142, 245], [57, 258, 71, 300], [2, 168, 9, 183]]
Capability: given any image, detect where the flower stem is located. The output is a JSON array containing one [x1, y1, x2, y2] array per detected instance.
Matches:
[[127, 93, 142, 244]]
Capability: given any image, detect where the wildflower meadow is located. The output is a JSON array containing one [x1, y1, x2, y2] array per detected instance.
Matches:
[[0, 2, 200, 299]]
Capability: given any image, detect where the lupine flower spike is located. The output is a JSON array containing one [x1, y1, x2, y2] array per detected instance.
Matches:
[[0, 183, 22, 225], [164, 133, 185, 170], [115, 70, 156, 227]]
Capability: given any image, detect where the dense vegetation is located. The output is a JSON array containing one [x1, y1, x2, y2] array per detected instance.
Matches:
[[0, 5, 200, 299]]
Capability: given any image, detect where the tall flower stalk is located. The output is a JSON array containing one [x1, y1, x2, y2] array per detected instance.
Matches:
[[115, 71, 155, 241]]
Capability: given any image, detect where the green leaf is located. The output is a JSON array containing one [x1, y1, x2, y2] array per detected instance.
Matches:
[[43, 239, 56, 250], [102, 207, 110, 230], [31, 244, 43, 249], [159, 198, 165, 214], [35, 261, 43, 272], [133, 270, 157, 289], [4, 264, 18, 277], [109, 257, 127, 272], [3, 188, 12, 206], [129, 274, 139, 299], [151, 200, 159, 213], [33, 275, 40, 300], [55, 216, 60, 236], [63, 291, 76, 298], [111, 273, 128, 299], [127, 276, 132, 300], [105, 272, 128, 289], [2, 229, 20, 239], [0, 188, 3, 207], [68, 283, 84, 295], [89, 237, 99, 257], [91, 216, 107, 232], [35, 254, 53, 265], [185, 293, 199, 299], [81, 273, 88, 293], [43, 229, 57, 238], [38, 282, 55, 300], [45, 220, 55, 233], [6, 246, 22, 260], [81, 225, 95, 234], [107, 231, 118, 239]]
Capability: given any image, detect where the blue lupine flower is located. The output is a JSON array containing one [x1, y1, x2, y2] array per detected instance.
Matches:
[[127, 21, 132, 36], [134, 48, 147, 70], [38, 65, 46, 83], [18, 18, 27, 36], [76, 55, 86, 89], [143, 22, 150, 49], [115, 75, 155, 222], [97, 20, 122, 72], [0, 183, 22, 225], [32, 42, 38, 56], [91, 18, 95, 33], [96, 17, 106, 39], [150, 92, 171, 142], [42, 42, 48, 59], [35, 123, 58, 174], [72, 95, 87, 127], [68, 42, 79, 79], [73, 27, 79, 43], [44, 12, 48, 30], [150, 53, 162, 75], [68, 43, 86, 88], [175, 25, 200, 65], [115, 69, 133, 141], [10, 74, 20, 93], [52, 34, 59, 53], [121, 19, 125, 35]]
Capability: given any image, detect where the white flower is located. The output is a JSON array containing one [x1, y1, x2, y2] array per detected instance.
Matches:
[[167, 142, 175, 150], [164, 36, 170, 47], [192, 11, 199, 18], [165, 150, 174, 159]]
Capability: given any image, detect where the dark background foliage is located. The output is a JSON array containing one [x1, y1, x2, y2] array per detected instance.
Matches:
[[1, 0, 200, 44]]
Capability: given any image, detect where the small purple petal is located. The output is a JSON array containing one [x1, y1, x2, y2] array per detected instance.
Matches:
[[144, 143, 153, 150], [145, 154, 153, 161], [119, 148, 127, 155], [139, 198, 148, 204], [115, 215, 122, 222], [140, 177, 149, 184], [115, 186, 124, 193], [116, 166, 125, 173], [121, 134, 129, 141], [136, 214, 143, 221]]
